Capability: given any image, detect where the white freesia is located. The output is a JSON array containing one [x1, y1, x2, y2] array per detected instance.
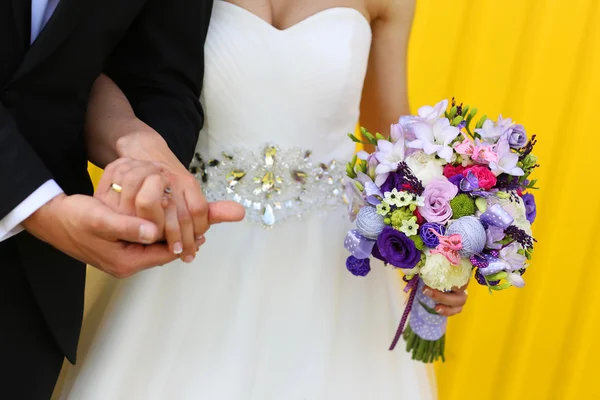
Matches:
[[374, 139, 406, 186], [475, 116, 513, 143], [407, 118, 461, 162], [420, 251, 472, 292], [404, 152, 445, 186], [416, 99, 449, 123]]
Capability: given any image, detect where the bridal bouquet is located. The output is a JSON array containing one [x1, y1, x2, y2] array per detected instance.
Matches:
[[343, 99, 539, 363]]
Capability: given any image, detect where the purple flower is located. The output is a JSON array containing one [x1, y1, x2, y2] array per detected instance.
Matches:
[[507, 124, 528, 149], [346, 256, 371, 277], [380, 171, 403, 194], [375, 227, 421, 269], [522, 193, 537, 224], [448, 174, 464, 190], [420, 223, 446, 248]]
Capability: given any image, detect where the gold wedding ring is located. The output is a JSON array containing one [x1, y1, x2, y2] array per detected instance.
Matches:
[[111, 183, 123, 193]]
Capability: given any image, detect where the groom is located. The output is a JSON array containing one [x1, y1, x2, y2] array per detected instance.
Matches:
[[0, 0, 241, 398]]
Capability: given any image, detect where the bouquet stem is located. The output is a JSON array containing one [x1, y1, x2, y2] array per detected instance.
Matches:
[[402, 324, 445, 362], [390, 278, 448, 363]]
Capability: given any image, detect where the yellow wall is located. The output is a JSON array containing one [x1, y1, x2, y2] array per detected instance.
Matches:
[[87, 1, 599, 398], [407, 0, 600, 399]]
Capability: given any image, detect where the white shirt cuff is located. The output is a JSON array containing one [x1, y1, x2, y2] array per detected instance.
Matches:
[[0, 180, 64, 242]]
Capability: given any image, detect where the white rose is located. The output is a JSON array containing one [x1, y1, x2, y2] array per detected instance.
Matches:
[[405, 152, 445, 186], [419, 251, 472, 292], [487, 196, 533, 237]]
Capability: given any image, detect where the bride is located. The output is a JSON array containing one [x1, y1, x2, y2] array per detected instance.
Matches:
[[60, 0, 467, 398]]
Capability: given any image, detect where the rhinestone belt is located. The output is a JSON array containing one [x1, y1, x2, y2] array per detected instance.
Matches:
[[189, 145, 348, 227]]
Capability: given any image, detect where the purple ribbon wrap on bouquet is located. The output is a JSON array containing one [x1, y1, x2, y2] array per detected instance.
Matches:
[[478, 253, 508, 276], [480, 204, 514, 229], [344, 230, 375, 259], [408, 280, 447, 341]]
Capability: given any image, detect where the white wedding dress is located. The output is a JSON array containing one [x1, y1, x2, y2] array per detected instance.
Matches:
[[60, 2, 434, 399]]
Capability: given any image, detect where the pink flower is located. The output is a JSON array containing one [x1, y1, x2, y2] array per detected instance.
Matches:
[[454, 137, 498, 164], [418, 177, 458, 223], [464, 165, 497, 190], [454, 137, 475, 156]]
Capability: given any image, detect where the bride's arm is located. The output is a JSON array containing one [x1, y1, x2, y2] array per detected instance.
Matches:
[[85, 74, 183, 170], [84, 74, 245, 262], [359, 0, 415, 137], [360, 0, 468, 317]]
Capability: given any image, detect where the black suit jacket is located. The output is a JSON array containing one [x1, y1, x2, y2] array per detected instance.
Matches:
[[0, 0, 213, 363]]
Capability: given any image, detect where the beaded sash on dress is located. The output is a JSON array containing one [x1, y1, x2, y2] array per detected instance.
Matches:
[[190, 145, 348, 227]]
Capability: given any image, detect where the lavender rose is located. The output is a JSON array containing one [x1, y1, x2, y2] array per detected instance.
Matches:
[[418, 177, 458, 223], [507, 124, 528, 149], [374, 227, 421, 269], [522, 193, 537, 223]]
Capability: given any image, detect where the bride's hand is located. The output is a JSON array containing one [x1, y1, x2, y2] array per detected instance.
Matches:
[[114, 133, 245, 263], [422, 284, 468, 317]]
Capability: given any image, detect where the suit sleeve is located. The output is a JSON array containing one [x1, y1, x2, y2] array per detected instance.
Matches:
[[0, 104, 56, 220], [104, 0, 213, 167]]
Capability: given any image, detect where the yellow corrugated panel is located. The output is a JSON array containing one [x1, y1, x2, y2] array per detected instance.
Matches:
[[408, 0, 600, 399]]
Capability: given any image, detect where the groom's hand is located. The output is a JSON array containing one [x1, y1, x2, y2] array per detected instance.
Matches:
[[23, 194, 179, 278]]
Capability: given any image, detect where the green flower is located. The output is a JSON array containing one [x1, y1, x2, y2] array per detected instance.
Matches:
[[399, 216, 419, 237], [409, 234, 425, 250], [390, 208, 414, 228], [384, 189, 412, 207], [376, 202, 391, 216], [449, 193, 477, 219]]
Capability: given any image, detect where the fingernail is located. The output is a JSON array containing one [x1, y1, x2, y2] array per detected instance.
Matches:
[[184, 255, 195, 264], [173, 242, 183, 255], [139, 224, 154, 243], [196, 235, 205, 241], [423, 289, 432, 297], [435, 307, 444, 315], [196, 236, 206, 246]]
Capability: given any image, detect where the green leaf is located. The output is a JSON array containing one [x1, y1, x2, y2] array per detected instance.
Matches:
[[448, 106, 458, 119], [475, 115, 488, 129], [357, 160, 368, 173], [486, 271, 508, 282], [347, 133, 371, 146], [348, 133, 361, 143], [375, 132, 386, 141], [452, 115, 464, 126], [461, 105, 470, 117], [364, 131, 377, 144], [468, 108, 478, 122], [354, 180, 364, 192], [346, 163, 357, 179]]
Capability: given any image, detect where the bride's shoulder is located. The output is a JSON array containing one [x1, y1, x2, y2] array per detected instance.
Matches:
[[368, 0, 416, 24]]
